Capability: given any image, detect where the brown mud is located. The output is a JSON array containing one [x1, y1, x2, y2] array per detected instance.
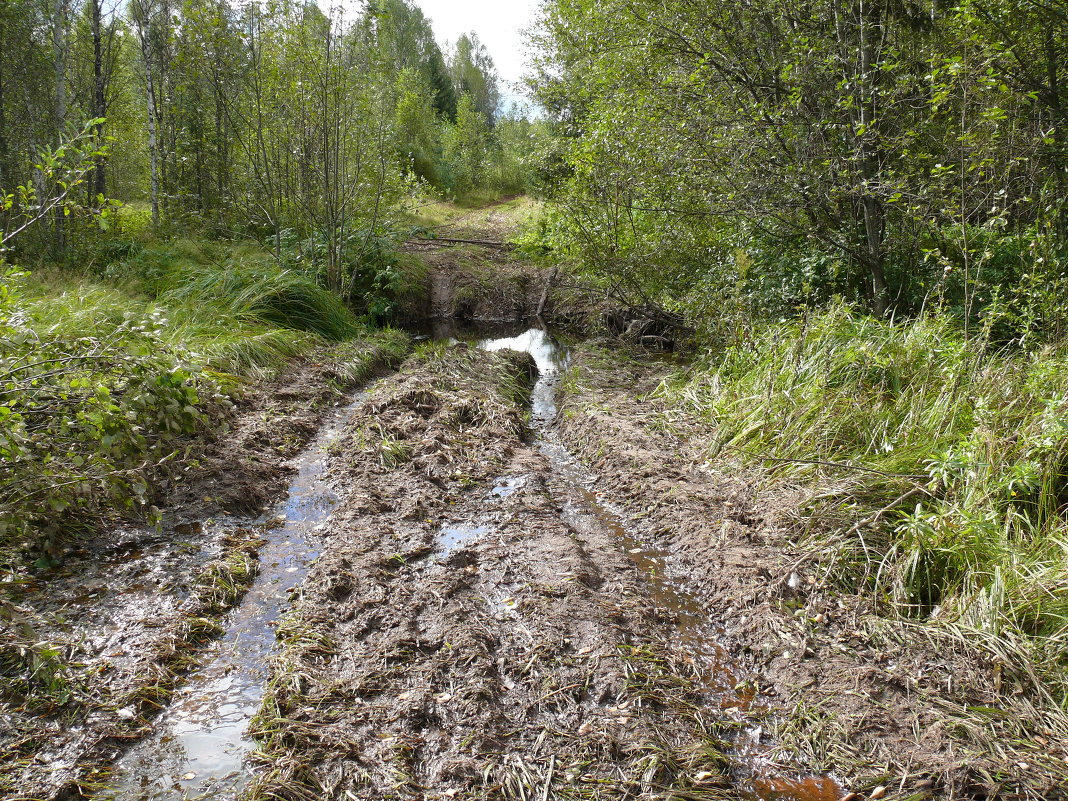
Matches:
[[245, 337, 851, 801], [395, 198, 556, 327], [0, 336, 407, 800], [397, 240, 547, 325], [554, 342, 1068, 801]]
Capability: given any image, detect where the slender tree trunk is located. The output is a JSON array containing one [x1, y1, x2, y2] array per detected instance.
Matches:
[[90, 0, 107, 203], [0, 13, 8, 190], [52, 0, 66, 140], [145, 68, 160, 226], [135, 5, 161, 227], [856, 0, 888, 314], [51, 0, 68, 253], [1046, 29, 1067, 235]]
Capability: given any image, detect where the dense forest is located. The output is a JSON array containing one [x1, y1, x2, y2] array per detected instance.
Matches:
[[4, 1, 1068, 799], [0, 0, 536, 265]]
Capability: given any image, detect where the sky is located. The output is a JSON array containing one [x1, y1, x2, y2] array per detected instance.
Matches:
[[414, 0, 541, 102]]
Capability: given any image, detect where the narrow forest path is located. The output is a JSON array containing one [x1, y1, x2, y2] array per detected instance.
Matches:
[[218, 213, 853, 801]]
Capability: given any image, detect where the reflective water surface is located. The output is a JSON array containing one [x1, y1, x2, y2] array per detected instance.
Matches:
[[99, 396, 363, 800]]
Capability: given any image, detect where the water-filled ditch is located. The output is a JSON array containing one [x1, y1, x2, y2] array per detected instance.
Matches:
[[99, 396, 363, 800]]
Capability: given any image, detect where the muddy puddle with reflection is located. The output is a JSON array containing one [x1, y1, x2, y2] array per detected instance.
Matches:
[[477, 325, 845, 801], [97, 393, 366, 801]]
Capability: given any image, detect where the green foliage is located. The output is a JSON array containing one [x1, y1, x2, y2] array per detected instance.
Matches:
[[375, 0, 457, 119], [161, 262, 361, 341], [0, 269, 229, 558], [448, 33, 500, 126], [442, 94, 491, 195], [394, 67, 444, 185], [531, 0, 1068, 328], [658, 304, 1068, 699], [276, 227, 408, 323]]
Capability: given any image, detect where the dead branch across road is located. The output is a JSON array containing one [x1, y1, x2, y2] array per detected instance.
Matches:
[[411, 235, 514, 249]]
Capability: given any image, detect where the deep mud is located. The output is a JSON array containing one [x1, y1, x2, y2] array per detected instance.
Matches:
[[0, 335, 407, 800], [553, 343, 1068, 801], [245, 337, 853, 801]]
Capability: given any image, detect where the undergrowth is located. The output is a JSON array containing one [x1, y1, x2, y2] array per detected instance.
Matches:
[[0, 233, 391, 562], [655, 302, 1068, 704]]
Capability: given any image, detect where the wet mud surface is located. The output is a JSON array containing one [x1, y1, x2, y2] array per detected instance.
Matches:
[[6, 206, 1065, 801], [246, 334, 848, 801], [553, 343, 1068, 801], [98, 390, 369, 801], [0, 338, 406, 800]]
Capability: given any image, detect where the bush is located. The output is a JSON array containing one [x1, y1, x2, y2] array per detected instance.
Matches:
[[0, 270, 230, 560]]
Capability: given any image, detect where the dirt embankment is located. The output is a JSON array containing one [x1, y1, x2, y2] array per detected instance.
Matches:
[[396, 241, 548, 325], [0, 335, 408, 801], [395, 198, 562, 328], [247, 346, 763, 800], [553, 343, 1068, 801]]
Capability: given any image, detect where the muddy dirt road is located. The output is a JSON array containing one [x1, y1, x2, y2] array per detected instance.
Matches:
[[242, 332, 844, 801], [4, 204, 1064, 801]]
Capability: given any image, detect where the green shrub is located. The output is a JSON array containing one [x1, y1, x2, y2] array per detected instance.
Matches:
[[0, 270, 231, 559]]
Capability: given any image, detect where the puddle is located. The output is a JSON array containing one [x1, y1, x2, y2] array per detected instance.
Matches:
[[478, 328, 845, 801], [98, 395, 364, 801], [436, 523, 494, 556], [489, 475, 526, 498], [480, 327, 568, 424]]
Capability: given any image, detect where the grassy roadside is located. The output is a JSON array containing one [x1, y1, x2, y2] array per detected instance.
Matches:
[[656, 304, 1068, 707], [554, 337, 1068, 798]]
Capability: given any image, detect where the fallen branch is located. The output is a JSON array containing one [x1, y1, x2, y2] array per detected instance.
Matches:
[[412, 235, 513, 249], [536, 267, 559, 318]]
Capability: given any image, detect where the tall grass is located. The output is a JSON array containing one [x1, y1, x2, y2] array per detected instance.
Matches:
[[19, 234, 371, 377], [1, 234, 399, 559], [658, 302, 1068, 701], [161, 263, 361, 341]]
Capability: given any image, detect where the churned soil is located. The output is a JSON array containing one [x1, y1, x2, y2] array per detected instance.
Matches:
[[166, 334, 409, 519], [247, 346, 760, 801], [553, 343, 1068, 801], [397, 240, 548, 324], [0, 336, 407, 800]]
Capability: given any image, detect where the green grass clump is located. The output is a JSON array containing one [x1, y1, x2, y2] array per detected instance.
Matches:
[[18, 232, 374, 380], [657, 302, 1068, 701], [161, 262, 361, 341]]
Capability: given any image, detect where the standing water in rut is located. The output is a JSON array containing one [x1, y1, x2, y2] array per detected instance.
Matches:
[[99, 395, 365, 800], [478, 327, 844, 801]]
